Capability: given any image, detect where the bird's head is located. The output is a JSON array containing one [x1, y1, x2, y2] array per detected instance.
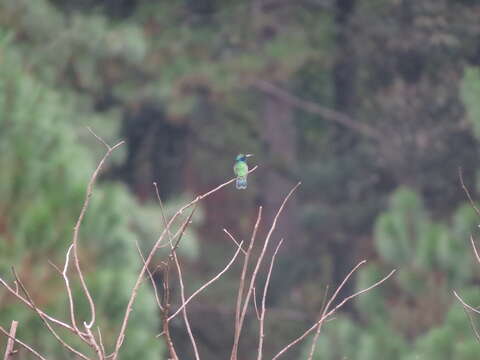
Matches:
[[236, 153, 253, 162]]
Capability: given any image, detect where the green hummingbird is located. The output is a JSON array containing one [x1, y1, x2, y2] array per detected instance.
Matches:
[[233, 153, 253, 189]]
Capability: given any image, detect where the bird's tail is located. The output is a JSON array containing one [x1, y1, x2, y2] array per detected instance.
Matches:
[[236, 176, 247, 189]]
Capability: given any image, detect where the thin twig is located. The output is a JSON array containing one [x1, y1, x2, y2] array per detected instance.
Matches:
[[135, 242, 164, 311], [166, 241, 244, 324], [60, 244, 80, 332], [172, 251, 200, 360], [153, 182, 200, 358], [3, 320, 18, 360], [233, 206, 262, 351], [0, 278, 75, 331], [223, 229, 247, 255], [0, 325, 46, 360], [161, 266, 179, 360], [462, 306, 480, 343], [307, 285, 330, 360], [72, 129, 124, 330], [231, 183, 300, 360], [470, 236, 480, 265], [11, 268, 92, 360], [453, 290, 480, 315], [257, 239, 283, 360], [272, 265, 396, 360], [459, 167, 480, 218], [97, 327, 106, 357], [112, 168, 257, 360], [253, 287, 260, 321]]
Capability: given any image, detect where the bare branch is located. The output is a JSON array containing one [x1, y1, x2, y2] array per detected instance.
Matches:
[[223, 229, 247, 255], [166, 241, 244, 323], [135, 242, 164, 311], [252, 287, 260, 321], [0, 277, 75, 331], [233, 206, 262, 349], [87, 127, 112, 150], [470, 236, 480, 265], [231, 183, 300, 360], [172, 251, 200, 360], [453, 290, 480, 316], [11, 268, 92, 360], [272, 265, 396, 360], [257, 239, 283, 360], [3, 320, 18, 360], [97, 327, 106, 357], [307, 285, 330, 360], [72, 129, 125, 330], [459, 167, 480, 218], [0, 325, 46, 360], [463, 306, 480, 343], [113, 168, 258, 360]]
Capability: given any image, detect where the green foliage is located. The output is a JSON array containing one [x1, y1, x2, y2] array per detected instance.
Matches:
[[0, 34, 162, 358], [306, 187, 480, 359]]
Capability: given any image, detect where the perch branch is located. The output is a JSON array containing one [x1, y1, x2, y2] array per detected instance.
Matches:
[[112, 167, 257, 360]]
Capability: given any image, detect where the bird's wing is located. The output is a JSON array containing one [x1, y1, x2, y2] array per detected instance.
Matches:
[[234, 162, 248, 177]]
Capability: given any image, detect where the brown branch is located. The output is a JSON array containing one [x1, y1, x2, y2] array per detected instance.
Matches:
[[112, 167, 258, 360], [459, 167, 480, 218], [223, 229, 247, 255], [453, 290, 480, 316], [0, 277, 75, 331], [97, 327, 106, 358], [153, 182, 200, 358], [233, 206, 262, 348], [272, 264, 395, 360], [172, 251, 200, 360], [72, 128, 125, 330], [252, 287, 261, 321], [3, 321, 18, 360], [11, 268, 92, 360], [61, 244, 81, 333], [463, 306, 480, 343], [307, 285, 330, 360], [0, 325, 46, 360], [257, 239, 283, 360], [470, 236, 480, 265], [231, 183, 300, 360], [253, 80, 382, 140], [161, 264, 179, 360], [135, 242, 164, 312], [166, 241, 244, 323]]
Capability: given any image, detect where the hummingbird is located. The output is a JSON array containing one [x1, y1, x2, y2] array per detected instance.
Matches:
[[233, 154, 253, 189]]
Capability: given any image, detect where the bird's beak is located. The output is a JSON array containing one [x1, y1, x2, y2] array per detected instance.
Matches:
[[245, 154, 254, 157]]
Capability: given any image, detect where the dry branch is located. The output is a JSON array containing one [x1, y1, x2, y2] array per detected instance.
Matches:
[[112, 167, 258, 360], [2, 321, 17, 360], [72, 131, 125, 330], [0, 325, 46, 360], [272, 263, 396, 359], [231, 183, 300, 360], [257, 239, 283, 360]]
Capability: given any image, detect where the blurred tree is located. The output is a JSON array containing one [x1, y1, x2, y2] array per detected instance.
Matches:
[[0, 33, 162, 358], [305, 187, 480, 360]]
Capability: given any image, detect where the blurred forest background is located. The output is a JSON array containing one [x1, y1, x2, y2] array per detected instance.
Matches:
[[2, 0, 480, 359]]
